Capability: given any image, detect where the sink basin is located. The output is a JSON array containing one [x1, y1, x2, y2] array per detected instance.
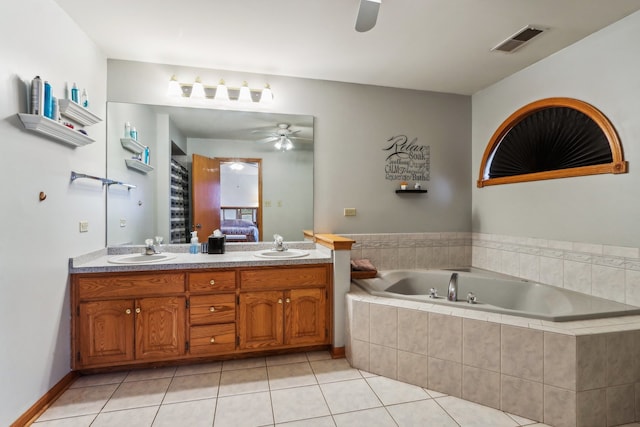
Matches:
[[254, 249, 309, 259], [108, 253, 177, 264]]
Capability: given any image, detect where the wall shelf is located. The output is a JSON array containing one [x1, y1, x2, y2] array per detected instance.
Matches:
[[58, 100, 101, 126], [120, 137, 145, 154], [395, 189, 428, 194], [18, 113, 95, 147], [125, 158, 153, 173]]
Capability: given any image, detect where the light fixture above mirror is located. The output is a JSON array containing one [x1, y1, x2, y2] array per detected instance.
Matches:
[[167, 75, 273, 105]]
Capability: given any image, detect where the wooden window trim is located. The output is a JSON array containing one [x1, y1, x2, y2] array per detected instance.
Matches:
[[477, 97, 627, 188]]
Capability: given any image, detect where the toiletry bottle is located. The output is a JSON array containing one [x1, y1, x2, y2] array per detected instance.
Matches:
[[124, 122, 131, 138], [130, 126, 138, 140], [190, 231, 199, 254], [43, 81, 53, 119], [71, 82, 79, 103], [30, 76, 44, 115], [144, 146, 150, 164], [52, 96, 59, 121], [81, 89, 89, 108]]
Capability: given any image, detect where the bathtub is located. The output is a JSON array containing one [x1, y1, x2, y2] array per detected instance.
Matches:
[[351, 268, 640, 321]]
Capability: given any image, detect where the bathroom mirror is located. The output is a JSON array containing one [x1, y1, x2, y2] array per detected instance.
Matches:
[[106, 102, 314, 245]]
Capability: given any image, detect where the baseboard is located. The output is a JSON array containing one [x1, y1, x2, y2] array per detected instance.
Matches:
[[330, 346, 345, 359], [11, 371, 79, 427]]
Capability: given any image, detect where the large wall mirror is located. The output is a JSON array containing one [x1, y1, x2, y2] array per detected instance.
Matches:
[[106, 103, 314, 246]]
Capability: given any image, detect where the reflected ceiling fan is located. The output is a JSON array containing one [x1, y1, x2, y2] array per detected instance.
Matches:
[[252, 123, 311, 150], [355, 0, 381, 32]]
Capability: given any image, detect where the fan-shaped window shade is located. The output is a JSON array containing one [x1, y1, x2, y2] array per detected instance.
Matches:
[[477, 98, 627, 188]]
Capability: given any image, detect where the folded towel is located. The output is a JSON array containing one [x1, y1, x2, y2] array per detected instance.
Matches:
[[351, 258, 377, 271]]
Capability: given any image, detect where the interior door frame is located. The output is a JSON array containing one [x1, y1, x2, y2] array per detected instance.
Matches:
[[216, 157, 263, 242]]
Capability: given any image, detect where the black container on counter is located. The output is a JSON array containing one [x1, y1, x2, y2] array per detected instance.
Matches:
[[208, 235, 226, 254]]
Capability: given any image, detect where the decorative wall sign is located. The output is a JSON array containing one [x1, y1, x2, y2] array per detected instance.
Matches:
[[383, 135, 430, 181]]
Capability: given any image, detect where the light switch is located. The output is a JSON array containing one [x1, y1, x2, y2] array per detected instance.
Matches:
[[79, 221, 89, 232], [344, 208, 357, 216], [120, 219, 127, 228]]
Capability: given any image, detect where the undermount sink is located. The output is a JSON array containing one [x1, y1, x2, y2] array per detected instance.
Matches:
[[108, 253, 177, 264], [254, 249, 309, 259]]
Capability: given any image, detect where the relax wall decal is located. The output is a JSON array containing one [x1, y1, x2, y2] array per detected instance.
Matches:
[[383, 135, 430, 182]]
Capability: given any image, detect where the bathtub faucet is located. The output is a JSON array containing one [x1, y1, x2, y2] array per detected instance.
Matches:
[[447, 273, 458, 301]]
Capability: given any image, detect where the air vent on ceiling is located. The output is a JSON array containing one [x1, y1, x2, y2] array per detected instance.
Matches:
[[492, 25, 544, 53]]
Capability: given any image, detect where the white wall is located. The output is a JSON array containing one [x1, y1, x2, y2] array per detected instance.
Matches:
[[472, 10, 640, 247], [0, 0, 106, 424], [106, 60, 472, 238]]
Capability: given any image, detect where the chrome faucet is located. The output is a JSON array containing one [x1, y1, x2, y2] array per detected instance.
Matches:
[[144, 238, 158, 255], [447, 273, 458, 301], [273, 234, 287, 251]]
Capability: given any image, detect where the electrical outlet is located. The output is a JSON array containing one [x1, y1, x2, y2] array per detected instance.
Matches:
[[277, 200, 283, 207], [344, 208, 357, 216], [79, 221, 89, 232], [120, 219, 127, 228], [264, 200, 272, 207]]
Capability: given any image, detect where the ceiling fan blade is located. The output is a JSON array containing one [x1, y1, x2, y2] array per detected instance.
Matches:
[[355, 0, 381, 32], [256, 137, 277, 144]]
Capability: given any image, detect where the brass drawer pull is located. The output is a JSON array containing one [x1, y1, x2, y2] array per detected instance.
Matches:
[[209, 279, 215, 285], [286, 298, 291, 303], [278, 298, 283, 304], [135, 307, 141, 314], [210, 337, 216, 343], [125, 308, 131, 315], [209, 306, 216, 312]]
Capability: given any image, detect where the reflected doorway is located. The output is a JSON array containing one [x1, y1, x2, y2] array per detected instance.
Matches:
[[192, 154, 262, 242]]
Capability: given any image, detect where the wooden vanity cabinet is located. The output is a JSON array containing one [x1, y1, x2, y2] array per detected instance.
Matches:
[[238, 265, 329, 350], [73, 272, 186, 369], [72, 263, 332, 370]]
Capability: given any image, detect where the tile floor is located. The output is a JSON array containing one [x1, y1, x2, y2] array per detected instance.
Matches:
[[29, 350, 622, 427]]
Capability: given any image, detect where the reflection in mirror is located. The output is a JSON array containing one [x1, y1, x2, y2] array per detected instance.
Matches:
[[106, 103, 313, 245]]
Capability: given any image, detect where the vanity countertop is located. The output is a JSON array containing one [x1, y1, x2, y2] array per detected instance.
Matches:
[[70, 244, 332, 274]]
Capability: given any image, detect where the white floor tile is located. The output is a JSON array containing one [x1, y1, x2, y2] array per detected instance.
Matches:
[[102, 378, 171, 412], [320, 379, 382, 414], [218, 366, 269, 396], [436, 396, 518, 427], [365, 375, 430, 405], [32, 414, 96, 426], [268, 362, 317, 390], [311, 359, 362, 383], [162, 372, 220, 404], [91, 406, 158, 427], [222, 357, 266, 371], [275, 416, 336, 427], [69, 372, 127, 389], [174, 361, 222, 377], [387, 399, 458, 427], [124, 367, 176, 382], [333, 407, 397, 427], [153, 399, 216, 427], [214, 391, 273, 427], [305, 351, 333, 361], [506, 411, 538, 425], [266, 352, 309, 366], [36, 384, 119, 422], [271, 385, 330, 424]]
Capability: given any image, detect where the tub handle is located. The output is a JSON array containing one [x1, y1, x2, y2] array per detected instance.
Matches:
[[429, 288, 438, 298], [467, 292, 477, 304]]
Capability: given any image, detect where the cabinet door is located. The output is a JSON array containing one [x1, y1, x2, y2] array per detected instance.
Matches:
[[135, 296, 186, 360], [79, 300, 134, 367], [239, 291, 283, 350], [285, 288, 327, 346]]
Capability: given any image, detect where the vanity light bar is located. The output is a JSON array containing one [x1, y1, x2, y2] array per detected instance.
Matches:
[[167, 75, 273, 104]]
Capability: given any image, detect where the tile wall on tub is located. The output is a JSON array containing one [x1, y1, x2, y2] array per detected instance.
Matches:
[[472, 233, 640, 306], [344, 232, 472, 271]]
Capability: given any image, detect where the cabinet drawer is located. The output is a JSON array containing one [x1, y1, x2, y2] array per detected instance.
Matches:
[[240, 266, 329, 291], [190, 324, 236, 355], [188, 271, 236, 292], [190, 294, 236, 325], [78, 273, 185, 299]]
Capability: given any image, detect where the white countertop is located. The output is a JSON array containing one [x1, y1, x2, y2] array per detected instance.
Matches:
[[70, 244, 332, 274]]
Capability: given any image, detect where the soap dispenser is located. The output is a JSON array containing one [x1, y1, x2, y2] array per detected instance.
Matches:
[[190, 231, 199, 254]]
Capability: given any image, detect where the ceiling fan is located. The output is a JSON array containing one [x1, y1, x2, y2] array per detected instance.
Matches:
[[253, 123, 310, 143], [355, 0, 381, 32]]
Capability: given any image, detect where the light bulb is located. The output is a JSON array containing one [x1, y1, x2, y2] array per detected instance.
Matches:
[[238, 81, 252, 103], [260, 84, 273, 105], [190, 77, 205, 99], [167, 75, 182, 97], [215, 79, 230, 101]]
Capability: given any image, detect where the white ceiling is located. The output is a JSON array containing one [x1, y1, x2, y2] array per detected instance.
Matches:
[[54, 0, 640, 95]]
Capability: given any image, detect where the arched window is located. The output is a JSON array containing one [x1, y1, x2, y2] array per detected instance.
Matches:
[[477, 98, 627, 188]]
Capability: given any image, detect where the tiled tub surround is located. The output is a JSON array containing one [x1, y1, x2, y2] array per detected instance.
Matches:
[[472, 233, 640, 307], [346, 288, 640, 427], [344, 232, 472, 271]]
